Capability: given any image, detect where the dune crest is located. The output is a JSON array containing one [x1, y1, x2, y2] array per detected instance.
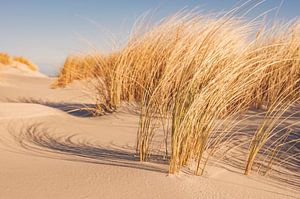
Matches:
[[0, 52, 44, 77]]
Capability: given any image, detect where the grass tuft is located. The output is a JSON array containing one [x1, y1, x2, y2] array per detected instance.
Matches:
[[13, 56, 39, 71], [0, 52, 12, 65], [53, 9, 300, 179]]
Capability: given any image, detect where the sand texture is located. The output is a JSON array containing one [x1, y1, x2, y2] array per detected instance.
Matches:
[[0, 68, 299, 199]]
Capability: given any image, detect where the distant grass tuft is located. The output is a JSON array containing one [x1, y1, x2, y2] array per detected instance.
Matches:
[[0, 52, 12, 65], [0, 52, 39, 72], [14, 56, 39, 71]]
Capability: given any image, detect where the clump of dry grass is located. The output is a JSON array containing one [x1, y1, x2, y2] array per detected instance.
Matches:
[[54, 9, 300, 179], [53, 52, 119, 88], [0, 52, 12, 65], [13, 56, 39, 71], [0, 52, 39, 72], [53, 53, 99, 87], [131, 14, 251, 169], [245, 21, 300, 109], [130, 14, 300, 176]]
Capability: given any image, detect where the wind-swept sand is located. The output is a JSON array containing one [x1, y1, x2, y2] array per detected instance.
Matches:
[[0, 67, 299, 199]]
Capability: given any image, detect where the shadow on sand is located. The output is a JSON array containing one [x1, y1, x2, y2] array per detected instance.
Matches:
[[7, 97, 141, 118], [218, 109, 300, 189], [7, 97, 106, 117], [8, 123, 167, 174]]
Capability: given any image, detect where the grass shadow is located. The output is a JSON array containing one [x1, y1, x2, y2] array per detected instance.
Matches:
[[218, 112, 300, 189], [7, 97, 104, 117], [9, 123, 167, 174]]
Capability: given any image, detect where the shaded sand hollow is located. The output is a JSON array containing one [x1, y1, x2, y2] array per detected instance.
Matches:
[[0, 66, 299, 199]]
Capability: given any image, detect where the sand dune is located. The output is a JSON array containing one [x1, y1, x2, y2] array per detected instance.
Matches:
[[0, 68, 299, 198], [0, 63, 44, 77]]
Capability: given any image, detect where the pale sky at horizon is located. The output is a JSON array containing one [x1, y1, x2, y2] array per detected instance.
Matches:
[[0, 0, 299, 76]]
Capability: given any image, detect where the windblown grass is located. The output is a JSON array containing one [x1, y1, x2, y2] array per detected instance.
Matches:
[[54, 8, 300, 181], [244, 89, 300, 175]]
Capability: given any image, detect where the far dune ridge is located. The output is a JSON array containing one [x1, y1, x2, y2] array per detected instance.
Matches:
[[0, 52, 39, 71]]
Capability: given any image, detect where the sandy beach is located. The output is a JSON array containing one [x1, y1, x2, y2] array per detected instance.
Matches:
[[1, 0, 299, 198], [0, 65, 299, 199]]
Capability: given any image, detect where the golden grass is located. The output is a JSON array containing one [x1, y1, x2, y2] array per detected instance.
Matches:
[[0, 52, 39, 72], [54, 9, 300, 179], [0, 52, 12, 65], [244, 87, 300, 175], [53, 52, 115, 88], [13, 56, 39, 71]]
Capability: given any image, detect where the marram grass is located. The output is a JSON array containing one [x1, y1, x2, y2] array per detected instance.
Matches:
[[54, 10, 300, 180]]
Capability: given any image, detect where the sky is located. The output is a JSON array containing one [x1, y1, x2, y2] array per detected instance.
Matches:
[[0, 0, 299, 76]]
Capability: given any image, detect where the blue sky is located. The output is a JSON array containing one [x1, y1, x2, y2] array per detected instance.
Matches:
[[0, 0, 299, 76]]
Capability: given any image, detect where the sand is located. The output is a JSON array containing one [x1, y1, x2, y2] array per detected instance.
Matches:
[[0, 67, 299, 199]]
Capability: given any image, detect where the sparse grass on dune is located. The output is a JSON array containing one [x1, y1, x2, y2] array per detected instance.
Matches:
[[13, 56, 39, 71], [53, 9, 300, 181], [0, 52, 39, 71]]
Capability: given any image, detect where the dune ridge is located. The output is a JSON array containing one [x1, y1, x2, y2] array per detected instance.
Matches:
[[0, 52, 39, 72]]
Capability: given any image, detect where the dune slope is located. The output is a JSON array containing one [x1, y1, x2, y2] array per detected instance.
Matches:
[[0, 69, 299, 199]]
